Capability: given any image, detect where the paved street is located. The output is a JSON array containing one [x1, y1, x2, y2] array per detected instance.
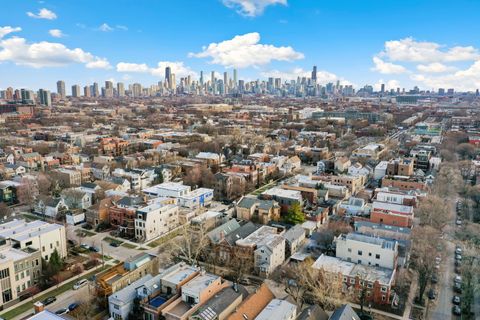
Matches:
[[429, 198, 459, 320], [13, 282, 92, 320]]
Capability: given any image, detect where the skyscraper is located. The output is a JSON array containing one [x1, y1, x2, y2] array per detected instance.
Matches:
[[311, 66, 317, 82], [117, 82, 125, 97], [165, 67, 171, 89], [71, 85, 81, 97], [169, 74, 176, 90], [105, 81, 114, 98], [211, 71, 215, 94], [38, 89, 51, 106], [381, 83, 385, 93], [223, 72, 228, 94], [56, 80, 66, 98], [84, 86, 91, 97], [93, 82, 99, 97], [200, 71, 204, 86], [233, 69, 238, 88]]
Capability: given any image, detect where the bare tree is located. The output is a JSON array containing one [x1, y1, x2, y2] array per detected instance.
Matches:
[[0, 203, 12, 220], [410, 226, 441, 305], [16, 177, 38, 210], [169, 224, 210, 265], [415, 195, 452, 231], [37, 173, 52, 196], [283, 258, 350, 311], [433, 164, 463, 198]]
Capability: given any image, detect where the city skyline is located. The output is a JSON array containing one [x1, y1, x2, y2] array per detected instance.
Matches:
[[1, 0, 480, 92]]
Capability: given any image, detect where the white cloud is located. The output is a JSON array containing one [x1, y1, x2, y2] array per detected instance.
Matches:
[[0, 26, 21, 39], [116, 61, 198, 79], [416, 62, 456, 73], [116, 62, 150, 73], [98, 23, 114, 32], [116, 25, 128, 31], [381, 37, 479, 63], [222, 0, 287, 17], [0, 36, 111, 69], [189, 32, 303, 68], [371, 56, 407, 74], [409, 60, 480, 91], [48, 29, 64, 38], [26, 8, 57, 20]]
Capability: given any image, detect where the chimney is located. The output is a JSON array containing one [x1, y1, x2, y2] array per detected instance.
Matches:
[[34, 301, 44, 313]]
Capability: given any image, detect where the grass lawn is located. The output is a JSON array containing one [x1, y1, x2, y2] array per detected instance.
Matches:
[[22, 213, 43, 221], [0, 266, 108, 320], [147, 229, 182, 248], [120, 242, 137, 249]]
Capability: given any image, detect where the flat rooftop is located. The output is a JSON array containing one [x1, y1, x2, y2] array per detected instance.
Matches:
[[0, 219, 63, 242], [236, 225, 279, 248], [182, 273, 219, 295], [161, 263, 198, 286]]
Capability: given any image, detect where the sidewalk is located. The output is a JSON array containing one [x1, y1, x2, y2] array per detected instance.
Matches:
[[0, 264, 104, 319]]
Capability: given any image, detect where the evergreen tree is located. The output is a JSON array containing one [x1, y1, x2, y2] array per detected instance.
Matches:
[[284, 202, 305, 225]]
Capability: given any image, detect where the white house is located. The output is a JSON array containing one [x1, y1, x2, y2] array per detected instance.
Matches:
[[236, 226, 285, 276], [0, 219, 67, 260], [35, 197, 68, 218], [255, 299, 297, 320], [142, 182, 190, 198], [135, 202, 180, 242], [177, 188, 214, 209], [374, 161, 389, 180], [335, 233, 398, 269], [108, 274, 162, 320]]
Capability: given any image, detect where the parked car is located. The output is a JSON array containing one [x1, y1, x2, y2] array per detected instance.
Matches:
[[42, 296, 56, 305], [80, 243, 90, 250], [452, 305, 461, 316], [68, 303, 79, 311], [55, 308, 69, 315], [452, 296, 461, 305], [431, 274, 438, 284], [110, 241, 120, 247], [456, 219, 463, 226], [73, 279, 88, 290], [454, 275, 462, 284], [454, 282, 462, 293], [428, 289, 436, 300], [455, 254, 462, 261], [455, 260, 462, 267], [455, 245, 462, 255], [89, 246, 100, 252]]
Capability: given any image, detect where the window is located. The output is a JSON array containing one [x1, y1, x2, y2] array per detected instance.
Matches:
[[348, 248, 352, 253], [382, 295, 386, 301], [0, 268, 9, 279], [376, 254, 380, 259], [42, 246, 45, 252], [381, 286, 387, 292], [114, 304, 120, 310], [358, 250, 363, 256], [369, 252, 372, 257], [358, 260, 362, 264], [367, 283, 373, 288], [50, 243, 53, 249]]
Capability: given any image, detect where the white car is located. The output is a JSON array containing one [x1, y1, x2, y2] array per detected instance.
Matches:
[[73, 279, 88, 290]]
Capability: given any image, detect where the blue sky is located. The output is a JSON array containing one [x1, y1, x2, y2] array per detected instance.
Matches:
[[1, 0, 480, 92]]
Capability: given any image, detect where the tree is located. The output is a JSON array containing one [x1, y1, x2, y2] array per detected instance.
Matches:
[[16, 178, 38, 209], [284, 202, 305, 225], [283, 258, 349, 311], [37, 173, 52, 196], [433, 164, 463, 198], [456, 143, 476, 160], [410, 226, 441, 305], [0, 202, 12, 220], [415, 195, 452, 231], [169, 224, 210, 265], [128, 297, 144, 320], [49, 248, 64, 274]]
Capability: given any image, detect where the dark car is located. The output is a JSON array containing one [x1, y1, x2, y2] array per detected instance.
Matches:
[[452, 296, 461, 305], [454, 282, 462, 293], [452, 305, 461, 316], [431, 274, 438, 284], [428, 289, 436, 300], [68, 302, 79, 311], [89, 246, 100, 252], [42, 296, 56, 305], [110, 241, 120, 247]]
